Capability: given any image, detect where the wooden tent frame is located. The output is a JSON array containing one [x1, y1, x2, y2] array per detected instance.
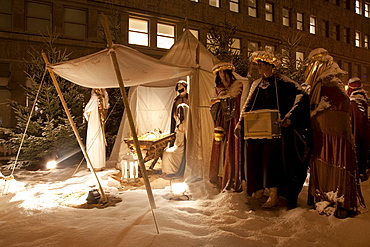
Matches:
[[42, 14, 159, 233]]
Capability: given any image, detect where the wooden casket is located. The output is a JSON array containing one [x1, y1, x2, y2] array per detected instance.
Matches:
[[242, 109, 281, 139]]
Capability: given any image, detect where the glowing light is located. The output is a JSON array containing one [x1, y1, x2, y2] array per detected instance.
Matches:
[[46, 160, 57, 170], [345, 85, 349, 91], [171, 182, 188, 196]]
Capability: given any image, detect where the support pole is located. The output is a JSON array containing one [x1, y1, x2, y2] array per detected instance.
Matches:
[[100, 14, 157, 210], [42, 53, 108, 204]]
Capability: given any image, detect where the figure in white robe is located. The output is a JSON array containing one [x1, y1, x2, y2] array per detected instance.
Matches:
[[84, 89, 109, 171], [162, 103, 189, 176]]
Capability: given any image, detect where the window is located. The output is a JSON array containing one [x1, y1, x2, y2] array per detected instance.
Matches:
[[309, 16, 316, 34], [355, 0, 362, 14], [297, 12, 303, 30], [265, 3, 273, 22], [231, 38, 241, 54], [230, 0, 239, 13], [342, 61, 351, 75], [129, 18, 149, 46], [0, 0, 12, 29], [365, 35, 369, 49], [354, 64, 361, 77], [365, 2, 370, 17], [26, 1, 52, 33], [265, 45, 275, 52], [64, 8, 87, 38], [207, 33, 218, 53], [344, 27, 350, 44], [157, 23, 175, 49], [189, 29, 199, 39], [322, 20, 329, 38], [296, 52, 305, 69], [248, 0, 257, 17], [344, 0, 350, 9], [248, 41, 259, 55], [355, 31, 361, 47], [209, 0, 220, 7], [333, 23, 340, 41], [282, 8, 290, 27], [0, 62, 10, 88]]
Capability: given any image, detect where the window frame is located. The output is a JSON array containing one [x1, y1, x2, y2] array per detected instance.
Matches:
[[157, 22, 175, 49], [63, 7, 87, 39], [128, 17, 149, 47], [248, 0, 257, 17], [282, 7, 290, 27], [309, 16, 316, 34], [265, 2, 274, 22]]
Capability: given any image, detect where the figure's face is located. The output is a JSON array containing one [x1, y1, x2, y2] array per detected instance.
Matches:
[[177, 83, 185, 92], [257, 62, 272, 76], [219, 70, 230, 83]]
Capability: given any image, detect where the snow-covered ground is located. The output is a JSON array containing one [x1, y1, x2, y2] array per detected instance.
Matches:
[[1, 163, 370, 247]]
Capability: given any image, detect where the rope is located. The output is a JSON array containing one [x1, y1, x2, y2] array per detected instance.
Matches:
[[2, 69, 47, 195]]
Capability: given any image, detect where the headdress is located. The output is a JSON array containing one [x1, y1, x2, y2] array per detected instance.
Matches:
[[175, 80, 188, 91], [250, 50, 281, 67], [212, 62, 235, 75], [348, 77, 362, 88]]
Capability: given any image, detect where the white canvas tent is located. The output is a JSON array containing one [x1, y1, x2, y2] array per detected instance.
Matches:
[[49, 29, 249, 182]]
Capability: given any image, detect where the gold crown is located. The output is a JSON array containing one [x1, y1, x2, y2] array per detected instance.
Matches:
[[212, 62, 235, 74], [251, 51, 280, 67]]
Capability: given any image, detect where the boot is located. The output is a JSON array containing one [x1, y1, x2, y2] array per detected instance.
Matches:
[[262, 187, 279, 208], [253, 189, 264, 199]]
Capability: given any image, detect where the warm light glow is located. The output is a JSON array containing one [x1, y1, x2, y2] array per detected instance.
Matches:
[[345, 85, 349, 91], [46, 160, 57, 170], [171, 182, 188, 195]]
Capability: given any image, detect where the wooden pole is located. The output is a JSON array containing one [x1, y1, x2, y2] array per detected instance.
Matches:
[[42, 53, 108, 204], [100, 14, 157, 210]]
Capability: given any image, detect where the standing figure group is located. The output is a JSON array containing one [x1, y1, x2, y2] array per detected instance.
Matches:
[[209, 49, 366, 218]]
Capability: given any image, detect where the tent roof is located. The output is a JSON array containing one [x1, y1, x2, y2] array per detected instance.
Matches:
[[49, 44, 192, 88]]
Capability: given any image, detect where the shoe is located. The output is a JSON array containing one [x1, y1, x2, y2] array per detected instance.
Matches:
[[262, 187, 279, 208]]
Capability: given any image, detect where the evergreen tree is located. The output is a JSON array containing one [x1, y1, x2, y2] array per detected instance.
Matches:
[[10, 32, 89, 169], [206, 21, 250, 77]]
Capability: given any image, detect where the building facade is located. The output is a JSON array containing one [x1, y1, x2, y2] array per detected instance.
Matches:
[[1, 0, 370, 128]]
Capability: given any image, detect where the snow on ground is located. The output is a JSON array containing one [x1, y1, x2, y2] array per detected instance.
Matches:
[[1, 163, 370, 247]]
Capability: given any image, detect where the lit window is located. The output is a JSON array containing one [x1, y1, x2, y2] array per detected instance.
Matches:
[[0, 0, 12, 29], [189, 29, 199, 39], [265, 45, 275, 52], [190, 0, 198, 2], [207, 32, 218, 53], [322, 20, 329, 38], [129, 18, 149, 46], [310, 16, 316, 34], [248, 41, 259, 55], [230, 0, 239, 13], [355, 0, 362, 14], [209, 0, 220, 7], [265, 3, 273, 22], [282, 8, 290, 27], [157, 23, 175, 49], [64, 8, 87, 38], [184, 28, 199, 39], [248, 0, 257, 17], [231, 38, 241, 54], [26, 1, 52, 33], [365, 35, 369, 49], [365, 2, 370, 17], [297, 12, 303, 30], [296, 52, 304, 69], [355, 31, 361, 47]]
